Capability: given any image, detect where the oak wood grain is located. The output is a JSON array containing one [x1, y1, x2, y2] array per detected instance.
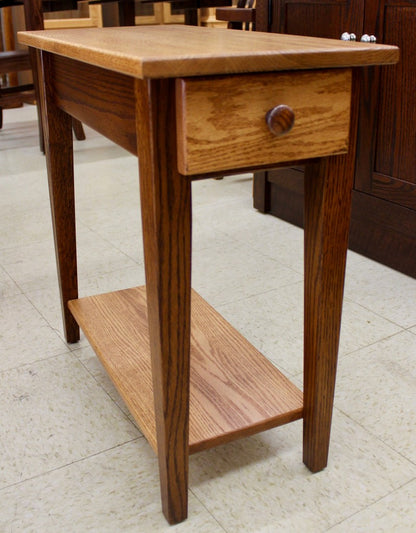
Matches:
[[68, 287, 304, 452], [49, 54, 136, 154], [135, 77, 191, 524], [38, 49, 79, 343], [302, 69, 360, 472], [18, 25, 399, 80], [176, 69, 352, 174]]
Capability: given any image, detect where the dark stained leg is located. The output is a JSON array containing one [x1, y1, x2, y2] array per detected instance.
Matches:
[[135, 78, 192, 524], [184, 8, 199, 25], [303, 70, 360, 472], [118, 0, 136, 26], [72, 118, 86, 140], [38, 50, 79, 343]]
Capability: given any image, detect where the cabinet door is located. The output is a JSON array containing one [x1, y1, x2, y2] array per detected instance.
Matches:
[[271, 0, 363, 39], [356, 0, 416, 210]]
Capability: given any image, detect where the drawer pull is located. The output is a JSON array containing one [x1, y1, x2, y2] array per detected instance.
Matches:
[[266, 105, 295, 137]]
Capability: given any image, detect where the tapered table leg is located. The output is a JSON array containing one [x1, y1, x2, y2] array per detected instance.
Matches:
[[303, 71, 360, 472], [135, 78, 192, 524], [38, 50, 79, 343]]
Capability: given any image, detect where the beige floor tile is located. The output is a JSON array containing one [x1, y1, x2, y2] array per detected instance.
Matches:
[[0, 440, 224, 533], [0, 170, 49, 218], [329, 479, 416, 532], [335, 330, 416, 463], [217, 282, 402, 377], [190, 413, 416, 532], [231, 217, 304, 274], [0, 207, 54, 251], [24, 265, 146, 342], [0, 294, 68, 372], [0, 354, 140, 488], [192, 173, 253, 208], [192, 243, 302, 308], [0, 113, 41, 155], [344, 258, 416, 329], [0, 267, 21, 299], [1, 228, 139, 294], [75, 345, 135, 420]]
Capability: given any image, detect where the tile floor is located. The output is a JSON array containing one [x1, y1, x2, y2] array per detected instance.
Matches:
[[1, 105, 415, 532]]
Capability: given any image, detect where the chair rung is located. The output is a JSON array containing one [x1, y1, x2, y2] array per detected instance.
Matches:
[[216, 7, 255, 23]]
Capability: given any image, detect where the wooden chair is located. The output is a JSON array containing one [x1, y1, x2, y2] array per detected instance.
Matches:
[[1, 1, 98, 148], [0, 1, 35, 129], [216, 0, 255, 30], [43, 0, 103, 29]]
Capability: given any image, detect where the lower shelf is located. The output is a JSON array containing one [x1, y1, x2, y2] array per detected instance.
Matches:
[[69, 286, 303, 454]]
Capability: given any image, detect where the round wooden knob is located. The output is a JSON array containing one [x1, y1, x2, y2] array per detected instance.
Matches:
[[265, 105, 295, 137]]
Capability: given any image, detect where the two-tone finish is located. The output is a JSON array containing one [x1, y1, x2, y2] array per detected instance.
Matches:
[[18, 25, 398, 525]]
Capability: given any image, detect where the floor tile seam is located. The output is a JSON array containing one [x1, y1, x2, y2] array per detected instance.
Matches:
[[188, 488, 229, 532], [325, 476, 416, 531], [333, 407, 416, 468], [332, 327, 411, 362], [223, 232, 304, 274], [0, 349, 78, 378], [77, 226, 145, 267], [0, 265, 23, 297], [20, 291, 68, 340], [72, 347, 140, 429], [214, 279, 304, 309], [342, 296, 415, 330], [0, 437, 143, 495], [407, 325, 416, 335]]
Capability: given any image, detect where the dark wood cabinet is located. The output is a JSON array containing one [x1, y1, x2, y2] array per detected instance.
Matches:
[[254, 0, 416, 278]]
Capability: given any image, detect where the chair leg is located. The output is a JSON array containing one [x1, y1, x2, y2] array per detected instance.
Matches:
[[72, 118, 86, 140], [0, 107, 3, 129]]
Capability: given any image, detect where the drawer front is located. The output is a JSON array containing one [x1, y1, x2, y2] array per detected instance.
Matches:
[[176, 69, 352, 176]]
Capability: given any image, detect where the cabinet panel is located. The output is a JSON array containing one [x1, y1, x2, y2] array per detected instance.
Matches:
[[371, 4, 416, 208], [254, 0, 416, 277], [272, 0, 363, 38]]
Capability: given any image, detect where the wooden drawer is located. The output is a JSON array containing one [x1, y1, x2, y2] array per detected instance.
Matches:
[[176, 69, 352, 175]]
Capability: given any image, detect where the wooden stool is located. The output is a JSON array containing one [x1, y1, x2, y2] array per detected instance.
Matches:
[[19, 25, 398, 525]]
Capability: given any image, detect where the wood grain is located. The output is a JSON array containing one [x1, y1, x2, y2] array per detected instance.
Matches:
[[176, 69, 352, 174], [49, 54, 137, 155], [302, 69, 360, 473], [38, 50, 79, 343], [68, 287, 304, 452], [135, 77, 191, 524], [18, 25, 399, 80]]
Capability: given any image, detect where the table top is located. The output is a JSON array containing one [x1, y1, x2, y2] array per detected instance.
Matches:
[[18, 25, 399, 79]]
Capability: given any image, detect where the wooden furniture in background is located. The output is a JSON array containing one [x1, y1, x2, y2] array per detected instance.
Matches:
[[43, 0, 103, 28], [19, 25, 398, 524], [96, 0, 229, 28], [253, 0, 416, 278], [216, 0, 255, 30], [0, 0, 88, 146], [0, 1, 34, 128]]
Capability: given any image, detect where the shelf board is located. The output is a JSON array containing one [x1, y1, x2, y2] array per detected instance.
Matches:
[[69, 286, 303, 454]]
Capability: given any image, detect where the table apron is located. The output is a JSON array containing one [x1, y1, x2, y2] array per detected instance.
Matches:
[[45, 52, 138, 155]]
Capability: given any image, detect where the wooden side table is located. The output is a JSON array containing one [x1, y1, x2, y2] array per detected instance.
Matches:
[[19, 25, 398, 525]]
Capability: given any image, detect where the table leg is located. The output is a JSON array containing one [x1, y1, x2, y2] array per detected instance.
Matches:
[[38, 50, 79, 344], [302, 72, 359, 472], [135, 78, 192, 524]]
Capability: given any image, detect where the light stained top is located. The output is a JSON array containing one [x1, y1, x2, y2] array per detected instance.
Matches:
[[18, 25, 399, 79]]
